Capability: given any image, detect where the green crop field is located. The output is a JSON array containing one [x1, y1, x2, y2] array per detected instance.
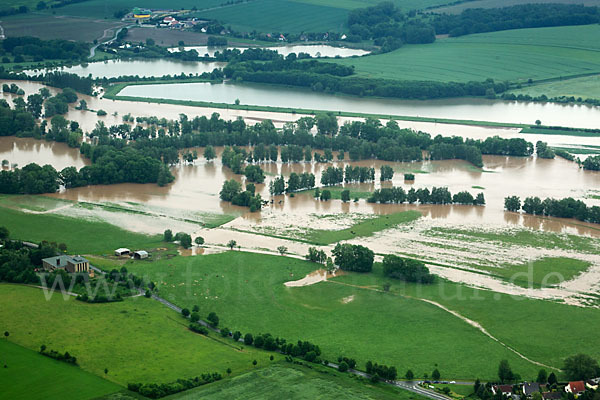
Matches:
[[434, 0, 600, 14], [0, 204, 170, 254], [302, 210, 422, 244], [333, 25, 600, 83], [126, 251, 551, 380], [0, 284, 275, 385], [169, 363, 425, 400], [511, 75, 600, 99], [0, 340, 121, 400], [331, 263, 600, 374], [479, 257, 591, 289]]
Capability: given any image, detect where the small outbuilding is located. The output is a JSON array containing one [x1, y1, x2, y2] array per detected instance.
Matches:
[[133, 250, 149, 260], [115, 248, 131, 256]]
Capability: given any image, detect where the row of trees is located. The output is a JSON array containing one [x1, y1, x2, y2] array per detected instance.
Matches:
[[433, 4, 600, 37], [269, 172, 316, 195], [127, 373, 223, 399], [367, 186, 485, 206], [504, 196, 600, 224]]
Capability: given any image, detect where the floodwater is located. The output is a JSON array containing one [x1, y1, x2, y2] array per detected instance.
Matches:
[[119, 81, 600, 129], [3, 80, 598, 155], [2, 79, 600, 238], [24, 59, 227, 79], [0, 137, 89, 170], [169, 44, 370, 58]]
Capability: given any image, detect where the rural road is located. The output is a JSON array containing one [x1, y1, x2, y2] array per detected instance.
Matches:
[[89, 24, 132, 59]]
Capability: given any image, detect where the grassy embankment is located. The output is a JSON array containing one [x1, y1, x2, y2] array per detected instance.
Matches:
[[0, 284, 276, 385], [0, 340, 122, 400], [169, 363, 425, 400], [125, 250, 592, 380]]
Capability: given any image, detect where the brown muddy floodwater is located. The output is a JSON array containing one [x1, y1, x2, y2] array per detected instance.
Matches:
[[1, 80, 599, 237], [0, 137, 89, 170]]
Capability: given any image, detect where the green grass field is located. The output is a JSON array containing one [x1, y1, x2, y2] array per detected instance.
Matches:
[[434, 0, 600, 15], [125, 251, 546, 380], [511, 75, 600, 99], [333, 25, 600, 83], [0, 203, 173, 254], [483, 257, 592, 289], [0, 340, 122, 400], [0, 284, 275, 385], [302, 210, 422, 244], [169, 363, 425, 400], [520, 127, 600, 137]]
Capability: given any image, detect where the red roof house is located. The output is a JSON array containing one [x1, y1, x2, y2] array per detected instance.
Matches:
[[565, 381, 586, 395]]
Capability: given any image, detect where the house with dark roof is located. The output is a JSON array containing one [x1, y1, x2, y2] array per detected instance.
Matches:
[[542, 392, 563, 400], [523, 382, 541, 397], [565, 381, 586, 395], [42, 255, 89, 273]]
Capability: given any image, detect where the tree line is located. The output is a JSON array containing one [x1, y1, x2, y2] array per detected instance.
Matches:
[[504, 196, 600, 224], [367, 186, 485, 206], [1, 36, 89, 63], [432, 4, 600, 37]]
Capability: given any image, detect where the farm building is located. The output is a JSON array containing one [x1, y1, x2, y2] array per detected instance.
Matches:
[[133, 7, 151, 19], [115, 248, 131, 256], [133, 250, 148, 259], [42, 255, 89, 273]]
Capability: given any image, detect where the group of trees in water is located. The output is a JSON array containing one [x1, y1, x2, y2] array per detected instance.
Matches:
[[505, 196, 600, 224], [367, 186, 485, 206]]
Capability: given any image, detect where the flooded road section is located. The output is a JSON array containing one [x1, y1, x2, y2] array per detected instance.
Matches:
[[24, 59, 226, 79]]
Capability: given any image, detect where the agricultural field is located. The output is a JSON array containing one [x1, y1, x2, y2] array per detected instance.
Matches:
[[510, 75, 600, 99], [0, 14, 124, 42], [0, 340, 122, 400], [0, 284, 275, 385], [126, 251, 559, 380], [170, 363, 425, 400], [0, 203, 170, 254], [333, 25, 600, 83], [433, 0, 600, 14]]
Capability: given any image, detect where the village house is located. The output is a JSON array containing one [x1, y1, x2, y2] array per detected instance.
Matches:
[[492, 385, 514, 397], [42, 255, 90, 273], [542, 392, 563, 400], [565, 381, 586, 395], [523, 382, 541, 397]]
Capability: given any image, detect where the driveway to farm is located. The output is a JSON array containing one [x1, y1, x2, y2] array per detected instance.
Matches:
[[89, 24, 132, 59]]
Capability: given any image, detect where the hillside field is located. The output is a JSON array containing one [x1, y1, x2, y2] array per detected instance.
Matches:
[[169, 363, 425, 400], [0, 284, 276, 385], [333, 25, 600, 83], [126, 251, 552, 380], [510, 75, 600, 99], [0, 340, 121, 400]]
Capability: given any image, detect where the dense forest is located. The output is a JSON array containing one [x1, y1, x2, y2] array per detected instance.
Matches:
[[432, 4, 600, 37]]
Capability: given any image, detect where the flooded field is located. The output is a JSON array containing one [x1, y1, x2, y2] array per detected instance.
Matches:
[[168, 44, 370, 58], [118, 81, 600, 129], [0, 137, 89, 170], [24, 59, 226, 79]]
